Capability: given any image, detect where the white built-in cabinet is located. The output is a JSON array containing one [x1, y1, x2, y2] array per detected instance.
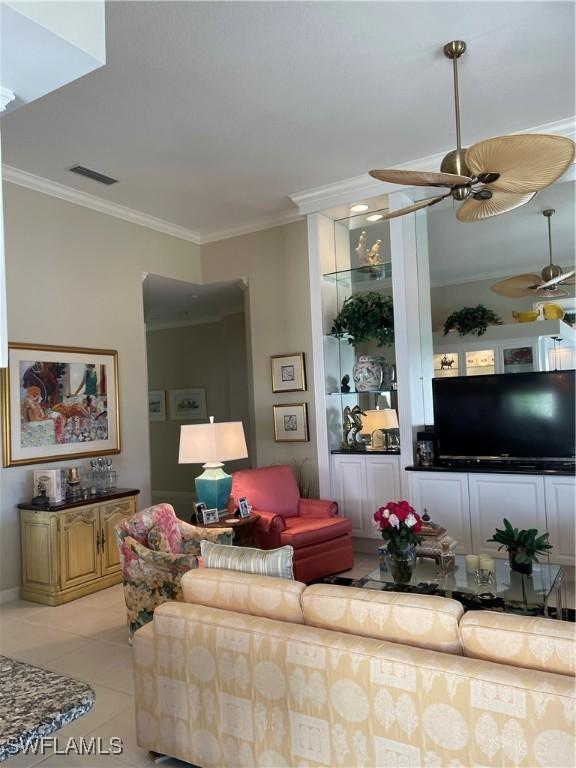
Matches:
[[409, 472, 472, 553], [544, 476, 576, 565], [332, 453, 400, 539], [408, 470, 575, 565]]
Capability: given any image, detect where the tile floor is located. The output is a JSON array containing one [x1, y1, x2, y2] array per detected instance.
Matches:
[[1, 552, 572, 767]]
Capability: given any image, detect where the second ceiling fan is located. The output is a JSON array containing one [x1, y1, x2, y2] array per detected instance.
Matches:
[[368, 41, 575, 223]]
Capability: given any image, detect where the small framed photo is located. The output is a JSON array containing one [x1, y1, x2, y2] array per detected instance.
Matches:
[[238, 497, 250, 518], [273, 403, 309, 442], [271, 353, 306, 393], [193, 502, 207, 524], [202, 508, 220, 525], [148, 390, 166, 422], [169, 388, 207, 421]]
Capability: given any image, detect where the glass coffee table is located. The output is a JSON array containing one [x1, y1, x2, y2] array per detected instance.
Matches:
[[357, 555, 568, 619]]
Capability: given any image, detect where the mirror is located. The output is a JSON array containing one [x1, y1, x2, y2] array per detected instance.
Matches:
[[419, 179, 575, 380]]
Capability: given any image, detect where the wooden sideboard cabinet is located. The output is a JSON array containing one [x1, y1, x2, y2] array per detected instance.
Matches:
[[19, 489, 139, 605]]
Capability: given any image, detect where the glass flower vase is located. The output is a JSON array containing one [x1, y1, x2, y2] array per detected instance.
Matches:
[[383, 544, 417, 584]]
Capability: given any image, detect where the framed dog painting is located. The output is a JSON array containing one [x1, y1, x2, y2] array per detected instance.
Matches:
[[1, 343, 120, 466]]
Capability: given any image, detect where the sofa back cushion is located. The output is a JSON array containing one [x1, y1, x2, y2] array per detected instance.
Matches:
[[460, 611, 576, 676], [181, 568, 306, 623], [232, 465, 300, 518], [200, 540, 294, 579], [302, 584, 464, 654]]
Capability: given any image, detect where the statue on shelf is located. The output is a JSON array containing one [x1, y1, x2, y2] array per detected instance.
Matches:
[[440, 354, 455, 370], [355, 230, 384, 268], [355, 231, 368, 264], [342, 405, 366, 449], [340, 374, 351, 393], [367, 239, 383, 266]]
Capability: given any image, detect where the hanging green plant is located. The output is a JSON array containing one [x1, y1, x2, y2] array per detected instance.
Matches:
[[331, 292, 394, 346], [443, 305, 502, 337]]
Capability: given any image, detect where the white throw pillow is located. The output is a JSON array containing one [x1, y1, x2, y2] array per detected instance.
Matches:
[[200, 540, 294, 579]]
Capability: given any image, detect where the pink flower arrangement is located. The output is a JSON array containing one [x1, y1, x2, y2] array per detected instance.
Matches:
[[374, 500, 423, 553]]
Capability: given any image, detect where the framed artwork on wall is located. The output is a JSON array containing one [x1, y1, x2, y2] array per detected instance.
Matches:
[[273, 403, 309, 442], [148, 390, 166, 422], [169, 388, 207, 421], [271, 353, 306, 393], [1, 343, 120, 467]]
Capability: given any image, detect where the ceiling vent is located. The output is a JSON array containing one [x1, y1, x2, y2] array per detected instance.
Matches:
[[69, 165, 118, 185]]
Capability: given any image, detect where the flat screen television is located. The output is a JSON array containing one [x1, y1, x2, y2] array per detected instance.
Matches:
[[432, 370, 575, 463]]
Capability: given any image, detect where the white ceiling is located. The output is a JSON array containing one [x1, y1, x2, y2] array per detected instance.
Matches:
[[2, 1, 574, 240], [143, 274, 245, 327]]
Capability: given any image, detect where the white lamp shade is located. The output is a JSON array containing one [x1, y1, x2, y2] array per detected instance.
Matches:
[[360, 408, 399, 434], [178, 420, 248, 464]]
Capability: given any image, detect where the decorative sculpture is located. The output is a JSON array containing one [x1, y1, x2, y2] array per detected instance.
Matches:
[[340, 374, 351, 393], [355, 231, 368, 263], [367, 239, 383, 266], [342, 405, 366, 449], [355, 231, 384, 267], [439, 354, 455, 370]]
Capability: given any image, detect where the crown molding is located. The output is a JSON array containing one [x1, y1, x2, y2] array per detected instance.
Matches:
[[0, 88, 16, 112], [199, 210, 303, 244], [3, 115, 573, 245], [2, 165, 203, 244], [290, 116, 576, 215]]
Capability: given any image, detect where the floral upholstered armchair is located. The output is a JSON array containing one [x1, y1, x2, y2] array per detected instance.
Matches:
[[114, 503, 233, 637]]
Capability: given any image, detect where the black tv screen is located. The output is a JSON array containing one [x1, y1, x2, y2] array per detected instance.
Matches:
[[433, 370, 575, 461]]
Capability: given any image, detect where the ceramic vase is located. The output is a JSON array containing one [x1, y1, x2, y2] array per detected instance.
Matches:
[[352, 356, 392, 392]]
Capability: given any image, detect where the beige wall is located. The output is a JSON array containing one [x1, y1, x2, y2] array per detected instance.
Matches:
[[146, 313, 251, 515], [201, 221, 318, 495], [0, 183, 202, 592]]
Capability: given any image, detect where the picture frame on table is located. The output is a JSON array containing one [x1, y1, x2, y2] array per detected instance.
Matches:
[[202, 508, 220, 525], [148, 390, 166, 422], [238, 496, 250, 518], [271, 353, 306, 393], [193, 502, 207, 525], [272, 403, 309, 442], [169, 388, 207, 421], [1, 343, 120, 467]]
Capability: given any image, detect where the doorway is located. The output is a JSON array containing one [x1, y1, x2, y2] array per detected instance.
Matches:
[[143, 274, 252, 519]]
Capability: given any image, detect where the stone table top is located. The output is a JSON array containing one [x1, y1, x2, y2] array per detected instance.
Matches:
[[0, 656, 95, 762]]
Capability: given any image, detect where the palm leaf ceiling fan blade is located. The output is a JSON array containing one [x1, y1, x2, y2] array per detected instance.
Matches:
[[491, 274, 543, 298], [379, 194, 450, 221], [368, 169, 471, 187], [457, 190, 536, 222], [466, 135, 576, 194], [534, 285, 570, 298], [538, 270, 576, 290]]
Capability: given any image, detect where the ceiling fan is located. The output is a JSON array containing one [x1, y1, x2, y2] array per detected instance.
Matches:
[[491, 209, 575, 298], [368, 41, 575, 223]]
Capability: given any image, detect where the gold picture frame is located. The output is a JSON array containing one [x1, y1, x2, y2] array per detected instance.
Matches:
[[273, 403, 309, 442], [2, 343, 121, 467], [271, 352, 306, 393]]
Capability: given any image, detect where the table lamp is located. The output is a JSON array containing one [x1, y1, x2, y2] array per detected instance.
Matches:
[[361, 408, 399, 450], [178, 417, 248, 511]]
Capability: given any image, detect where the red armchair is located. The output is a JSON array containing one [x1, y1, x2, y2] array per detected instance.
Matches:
[[231, 465, 353, 582]]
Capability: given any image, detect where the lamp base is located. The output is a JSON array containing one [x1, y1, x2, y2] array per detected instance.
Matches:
[[195, 462, 232, 512]]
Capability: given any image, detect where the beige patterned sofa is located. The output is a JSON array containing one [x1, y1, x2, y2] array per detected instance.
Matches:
[[133, 569, 575, 768]]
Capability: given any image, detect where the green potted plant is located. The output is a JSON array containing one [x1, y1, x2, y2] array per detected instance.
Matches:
[[331, 292, 394, 347], [443, 305, 502, 337], [487, 518, 553, 575]]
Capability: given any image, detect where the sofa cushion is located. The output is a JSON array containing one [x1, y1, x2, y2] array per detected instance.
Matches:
[[181, 568, 306, 623], [200, 540, 294, 579], [302, 584, 464, 654], [460, 610, 576, 676], [232, 465, 300, 518], [280, 516, 352, 548]]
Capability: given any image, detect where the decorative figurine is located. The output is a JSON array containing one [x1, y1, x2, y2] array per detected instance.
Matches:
[[340, 374, 351, 393], [342, 405, 366, 449], [440, 354, 455, 370], [367, 239, 383, 266], [355, 231, 368, 263]]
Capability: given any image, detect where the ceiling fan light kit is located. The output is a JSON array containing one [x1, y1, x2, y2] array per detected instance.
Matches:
[[368, 40, 575, 223]]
